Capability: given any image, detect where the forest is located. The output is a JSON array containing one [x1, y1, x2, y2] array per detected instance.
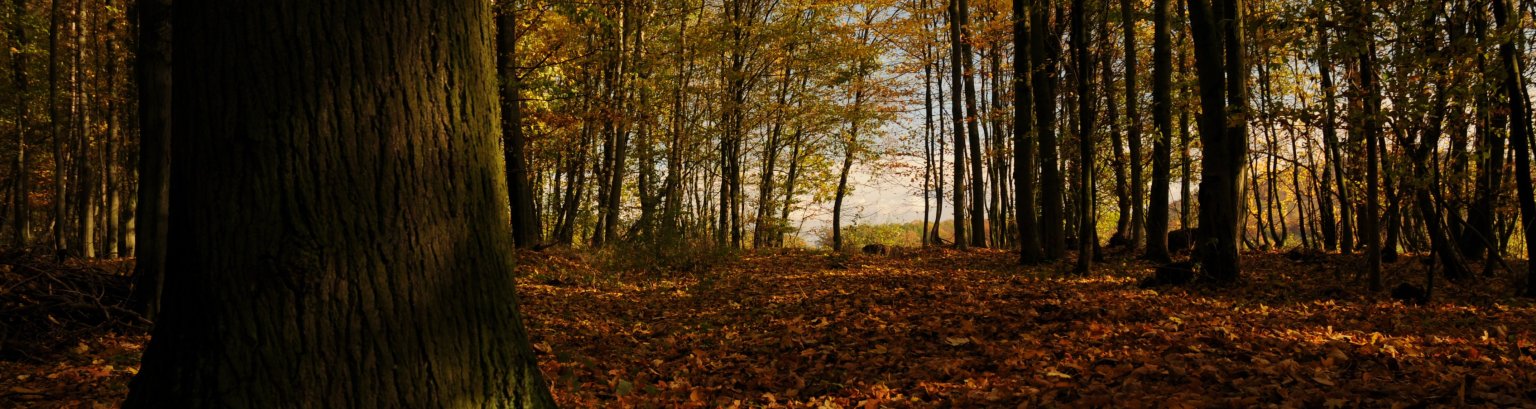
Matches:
[[1, 0, 1536, 407]]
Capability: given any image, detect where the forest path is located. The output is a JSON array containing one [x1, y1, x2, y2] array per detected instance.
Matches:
[[517, 248, 1536, 408]]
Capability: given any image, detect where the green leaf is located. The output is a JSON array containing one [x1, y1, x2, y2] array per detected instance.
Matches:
[[615, 379, 634, 396]]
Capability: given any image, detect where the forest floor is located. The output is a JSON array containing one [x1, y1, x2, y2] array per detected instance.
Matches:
[[3, 247, 1536, 408], [517, 248, 1536, 408]]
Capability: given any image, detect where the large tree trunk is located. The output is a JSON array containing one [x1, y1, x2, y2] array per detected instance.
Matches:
[[1014, 0, 1042, 263], [1187, 0, 1247, 282], [128, 0, 171, 321], [1144, 0, 1172, 262], [123, 1, 557, 406], [498, 3, 542, 248]]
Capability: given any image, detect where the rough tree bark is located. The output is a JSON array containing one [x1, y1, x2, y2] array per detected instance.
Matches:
[[123, 1, 557, 406]]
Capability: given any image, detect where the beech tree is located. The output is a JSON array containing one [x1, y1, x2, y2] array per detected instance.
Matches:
[[123, 1, 556, 406]]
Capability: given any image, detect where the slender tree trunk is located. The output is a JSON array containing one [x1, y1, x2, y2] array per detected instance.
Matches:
[[1144, 0, 1171, 261], [104, 23, 119, 257], [1314, 14, 1340, 251], [1179, 27, 1192, 232], [754, 63, 791, 248], [832, 143, 855, 251], [1072, 0, 1094, 275], [1108, 54, 1129, 241], [1034, 0, 1063, 258], [10, 0, 32, 248], [1465, 5, 1503, 263], [1015, 0, 1042, 263], [1492, 0, 1536, 296], [924, 23, 935, 247], [1382, 131, 1399, 263], [833, 29, 871, 251], [989, 46, 1007, 248], [1358, 0, 1383, 292], [1411, 87, 1471, 281], [498, 3, 541, 248], [780, 127, 804, 247], [948, 0, 969, 249], [1318, 21, 1353, 254], [958, 0, 986, 248], [1123, 0, 1144, 250], [48, 0, 65, 257], [932, 60, 947, 244]]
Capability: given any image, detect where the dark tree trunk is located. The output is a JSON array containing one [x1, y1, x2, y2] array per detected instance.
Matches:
[[1411, 88, 1471, 281], [1072, 0, 1095, 275], [1108, 54, 1129, 242], [1034, 0, 1064, 258], [931, 59, 947, 244], [1464, 5, 1504, 262], [959, 0, 986, 248], [1144, 0, 1172, 262], [832, 55, 869, 251], [832, 146, 854, 251], [948, 0, 969, 249], [1315, 13, 1342, 251], [498, 4, 541, 248], [128, 0, 171, 320], [1358, 0, 1383, 292], [1178, 19, 1192, 232], [1187, 0, 1247, 282], [48, 0, 64, 256], [924, 14, 936, 247], [1492, 0, 1536, 297], [9, 0, 32, 248], [1015, 0, 1042, 263], [124, 2, 557, 406]]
